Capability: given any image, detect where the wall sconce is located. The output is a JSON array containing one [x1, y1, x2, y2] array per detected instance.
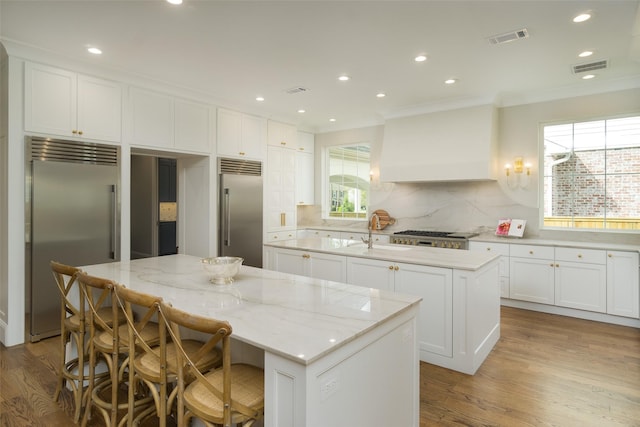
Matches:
[[504, 157, 532, 189]]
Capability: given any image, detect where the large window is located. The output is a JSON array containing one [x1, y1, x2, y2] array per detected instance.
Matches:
[[542, 115, 640, 231], [326, 143, 370, 219]]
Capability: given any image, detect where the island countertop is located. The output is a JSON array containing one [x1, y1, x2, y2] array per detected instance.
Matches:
[[80, 254, 421, 365], [265, 237, 499, 271]]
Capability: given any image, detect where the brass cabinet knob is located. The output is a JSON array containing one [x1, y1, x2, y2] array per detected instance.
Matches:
[[280, 141, 286, 145], [608, 253, 613, 258], [556, 263, 560, 267], [529, 250, 534, 255], [394, 265, 399, 271], [239, 151, 245, 156], [388, 265, 394, 270], [578, 254, 583, 258], [72, 129, 78, 134], [302, 254, 310, 259], [78, 130, 83, 135]]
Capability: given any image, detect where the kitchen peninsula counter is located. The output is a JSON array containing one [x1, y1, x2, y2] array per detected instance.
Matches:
[[265, 237, 500, 270], [264, 238, 502, 376], [81, 254, 421, 427]]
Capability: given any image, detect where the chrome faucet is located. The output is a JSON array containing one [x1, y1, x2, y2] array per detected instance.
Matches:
[[362, 212, 380, 249]]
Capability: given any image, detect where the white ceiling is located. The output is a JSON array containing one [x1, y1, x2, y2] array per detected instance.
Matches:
[[1, 0, 640, 133]]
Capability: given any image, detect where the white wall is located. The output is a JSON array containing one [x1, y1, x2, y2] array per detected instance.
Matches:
[[308, 89, 640, 247]]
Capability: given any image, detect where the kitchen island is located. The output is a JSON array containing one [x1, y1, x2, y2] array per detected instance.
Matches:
[[81, 254, 421, 427], [264, 238, 501, 375]]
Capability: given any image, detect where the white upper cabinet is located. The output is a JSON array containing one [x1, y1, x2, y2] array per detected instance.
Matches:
[[25, 62, 123, 142], [267, 120, 297, 149], [216, 108, 264, 159], [265, 145, 297, 232], [296, 131, 314, 205], [127, 87, 211, 153]]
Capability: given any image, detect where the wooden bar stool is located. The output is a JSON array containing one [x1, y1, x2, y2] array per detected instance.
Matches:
[[159, 301, 264, 427], [114, 284, 223, 427], [77, 272, 154, 427], [50, 261, 109, 422]]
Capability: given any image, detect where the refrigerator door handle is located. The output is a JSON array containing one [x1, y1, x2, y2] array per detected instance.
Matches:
[[224, 188, 231, 246], [110, 184, 117, 259]]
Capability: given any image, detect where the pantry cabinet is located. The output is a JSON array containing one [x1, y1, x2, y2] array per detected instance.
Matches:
[[217, 108, 264, 159], [607, 250, 640, 318], [265, 146, 297, 232], [296, 131, 315, 205], [509, 244, 555, 304], [24, 62, 123, 142], [267, 120, 297, 148], [346, 257, 454, 358]]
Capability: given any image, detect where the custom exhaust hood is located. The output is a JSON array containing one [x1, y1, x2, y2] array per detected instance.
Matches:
[[380, 104, 499, 182]]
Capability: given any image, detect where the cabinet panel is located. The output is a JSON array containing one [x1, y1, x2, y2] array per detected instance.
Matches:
[[175, 99, 210, 152], [296, 150, 314, 205], [509, 244, 554, 259], [346, 257, 394, 291], [24, 62, 76, 137], [266, 146, 296, 232], [129, 87, 174, 148], [77, 74, 122, 142], [607, 251, 640, 318], [268, 120, 297, 148], [217, 109, 264, 159], [395, 263, 453, 358], [308, 252, 347, 282], [555, 261, 606, 312], [509, 257, 555, 304], [469, 241, 509, 297], [555, 247, 606, 265]]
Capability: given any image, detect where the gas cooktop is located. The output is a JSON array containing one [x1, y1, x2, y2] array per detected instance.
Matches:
[[393, 230, 478, 239]]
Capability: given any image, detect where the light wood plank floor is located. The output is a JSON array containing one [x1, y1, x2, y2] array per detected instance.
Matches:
[[1, 307, 639, 426]]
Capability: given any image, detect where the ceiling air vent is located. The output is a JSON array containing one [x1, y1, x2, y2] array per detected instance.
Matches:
[[488, 28, 529, 45], [572, 59, 608, 74], [284, 86, 309, 95]]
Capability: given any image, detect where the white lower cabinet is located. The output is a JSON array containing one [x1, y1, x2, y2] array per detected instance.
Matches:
[[509, 245, 555, 304], [469, 241, 509, 297], [264, 247, 346, 282], [265, 231, 297, 243], [607, 250, 640, 318], [346, 257, 453, 358], [554, 247, 607, 313]]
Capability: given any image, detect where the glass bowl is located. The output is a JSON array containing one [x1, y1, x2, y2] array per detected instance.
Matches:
[[201, 257, 244, 285]]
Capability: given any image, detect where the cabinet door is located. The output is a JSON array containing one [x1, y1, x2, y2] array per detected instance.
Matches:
[[217, 108, 242, 157], [25, 62, 77, 137], [395, 263, 453, 358], [128, 87, 174, 148], [346, 257, 394, 291], [175, 99, 210, 153], [509, 257, 555, 304], [295, 151, 314, 205], [266, 146, 296, 232], [607, 251, 640, 318], [240, 114, 265, 159], [77, 74, 122, 142], [308, 252, 347, 282], [555, 261, 606, 313], [268, 120, 297, 148], [267, 248, 306, 276]]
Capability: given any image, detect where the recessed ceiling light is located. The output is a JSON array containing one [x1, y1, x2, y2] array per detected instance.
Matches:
[[338, 75, 350, 81], [87, 47, 102, 55], [329, 118, 336, 122], [298, 109, 306, 113], [582, 74, 596, 80], [376, 93, 386, 98], [444, 79, 457, 85], [578, 51, 593, 58], [166, 0, 183, 5], [573, 13, 591, 23], [414, 55, 427, 62], [255, 96, 265, 102]]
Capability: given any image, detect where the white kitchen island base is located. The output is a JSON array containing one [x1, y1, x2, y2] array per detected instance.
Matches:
[[265, 306, 419, 427]]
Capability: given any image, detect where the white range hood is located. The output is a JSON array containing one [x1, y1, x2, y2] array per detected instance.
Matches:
[[380, 104, 498, 182]]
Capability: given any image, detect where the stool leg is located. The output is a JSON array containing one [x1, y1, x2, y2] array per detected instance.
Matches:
[[53, 329, 70, 402]]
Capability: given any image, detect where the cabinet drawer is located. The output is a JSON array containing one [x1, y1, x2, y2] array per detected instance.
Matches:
[[509, 244, 554, 259], [468, 241, 509, 256], [555, 247, 606, 264]]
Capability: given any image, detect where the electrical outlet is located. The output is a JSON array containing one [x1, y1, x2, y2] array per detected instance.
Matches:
[[320, 377, 339, 400]]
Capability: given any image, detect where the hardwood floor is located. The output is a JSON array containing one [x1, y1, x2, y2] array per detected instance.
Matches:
[[1, 307, 639, 426]]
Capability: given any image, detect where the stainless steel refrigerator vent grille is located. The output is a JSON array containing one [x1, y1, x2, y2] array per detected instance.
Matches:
[[30, 138, 118, 166], [218, 158, 262, 176]]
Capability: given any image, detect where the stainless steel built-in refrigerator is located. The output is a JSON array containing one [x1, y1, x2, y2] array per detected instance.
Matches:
[[218, 158, 263, 268], [26, 137, 119, 342]]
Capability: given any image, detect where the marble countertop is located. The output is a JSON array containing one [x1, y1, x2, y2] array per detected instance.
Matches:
[[265, 238, 499, 271], [470, 233, 640, 252], [80, 254, 421, 365]]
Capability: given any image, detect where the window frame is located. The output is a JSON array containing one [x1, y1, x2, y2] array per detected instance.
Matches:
[[322, 142, 371, 221], [539, 112, 640, 233]]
